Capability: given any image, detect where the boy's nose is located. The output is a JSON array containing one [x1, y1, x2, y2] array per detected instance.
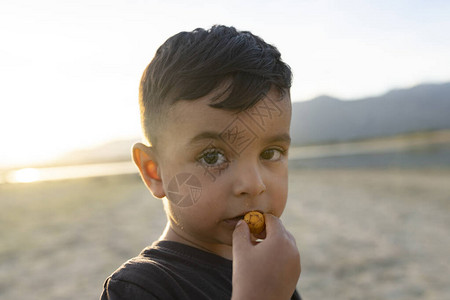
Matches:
[[232, 162, 266, 198]]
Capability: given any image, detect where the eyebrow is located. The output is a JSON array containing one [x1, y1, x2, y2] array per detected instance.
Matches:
[[188, 131, 222, 145], [263, 133, 291, 145], [188, 131, 291, 145]]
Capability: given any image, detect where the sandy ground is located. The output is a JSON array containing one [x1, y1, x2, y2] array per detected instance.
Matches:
[[0, 168, 449, 300]]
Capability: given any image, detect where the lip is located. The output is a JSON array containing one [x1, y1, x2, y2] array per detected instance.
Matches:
[[223, 210, 264, 227], [223, 215, 245, 227]]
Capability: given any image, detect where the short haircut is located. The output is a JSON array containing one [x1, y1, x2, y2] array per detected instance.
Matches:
[[139, 25, 292, 147]]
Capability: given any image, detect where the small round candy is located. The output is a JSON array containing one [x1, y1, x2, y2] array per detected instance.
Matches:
[[244, 211, 265, 234]]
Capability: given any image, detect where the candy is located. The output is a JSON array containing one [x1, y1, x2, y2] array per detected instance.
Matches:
[[244, 211, 265, 234]]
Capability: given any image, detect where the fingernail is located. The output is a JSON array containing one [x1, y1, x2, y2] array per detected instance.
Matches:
[[235, 220, 244, 228]]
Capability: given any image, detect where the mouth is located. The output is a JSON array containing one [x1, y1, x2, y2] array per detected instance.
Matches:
[[224, 210, 264, 225], [224, 215, 245, 224]]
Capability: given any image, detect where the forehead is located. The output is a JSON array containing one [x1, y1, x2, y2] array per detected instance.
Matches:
[[160, 89, 291, 151]]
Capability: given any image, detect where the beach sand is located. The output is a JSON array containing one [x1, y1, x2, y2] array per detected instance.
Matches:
[[0, 168, 449, 299]]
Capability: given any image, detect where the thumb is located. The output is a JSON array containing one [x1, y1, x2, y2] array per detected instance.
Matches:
[[232, 220, 251, 251]]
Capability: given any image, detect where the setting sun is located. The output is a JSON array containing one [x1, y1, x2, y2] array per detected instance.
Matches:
[[1, 1, 450, 169], [7, 168, 40, 183]]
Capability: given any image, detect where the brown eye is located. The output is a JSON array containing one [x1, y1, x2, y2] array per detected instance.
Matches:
[[260, 149, 283, 161], [203, 152, 219, 164], [198, 149, 227, 167]]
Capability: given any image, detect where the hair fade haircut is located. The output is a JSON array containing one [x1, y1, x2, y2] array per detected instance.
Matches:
[[139, 25, 292, 146]]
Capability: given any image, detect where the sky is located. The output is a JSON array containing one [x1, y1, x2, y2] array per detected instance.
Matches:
[[1, 0, 450, 168]]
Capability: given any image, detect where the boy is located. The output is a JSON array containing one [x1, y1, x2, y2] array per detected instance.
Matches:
[[101, 25, 301, 300]]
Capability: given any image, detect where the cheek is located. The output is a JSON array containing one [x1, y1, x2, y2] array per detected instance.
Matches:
[[268, 170, 289, 216], [163, 171, 203, 208], [162, 167, 230, 217], [165, 183, 229, 233], [161, 158, 216, 206], [191, 179, 230, 214]]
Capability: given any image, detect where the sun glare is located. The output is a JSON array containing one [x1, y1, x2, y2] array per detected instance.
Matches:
[[7, 168, 41, 183]]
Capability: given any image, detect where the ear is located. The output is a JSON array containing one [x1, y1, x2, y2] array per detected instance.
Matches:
[[132, 143, 165, 198]]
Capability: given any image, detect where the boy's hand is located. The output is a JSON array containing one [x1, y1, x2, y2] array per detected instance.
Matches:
[[231, 214, 301, 300]]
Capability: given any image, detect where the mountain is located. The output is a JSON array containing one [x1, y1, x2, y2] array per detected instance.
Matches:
[[50, 139, 139, 166], [290, 82, 450, 145], [48, 82, 450, 166]]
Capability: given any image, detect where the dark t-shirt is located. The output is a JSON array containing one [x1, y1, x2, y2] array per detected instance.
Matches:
[[101, 240, 301, 300]]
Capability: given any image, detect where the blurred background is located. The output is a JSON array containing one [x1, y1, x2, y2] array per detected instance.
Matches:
[[1, 0, 449, 299]]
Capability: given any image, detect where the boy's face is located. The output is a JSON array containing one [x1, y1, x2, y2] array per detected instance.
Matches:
[[151, 88, 291, 257]]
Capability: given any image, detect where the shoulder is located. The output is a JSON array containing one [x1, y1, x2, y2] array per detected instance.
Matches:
[[292, 289, 302, 300], [101, 276, 160, 300], [101, 241, 233, 300], [101, 245, 184, 299]]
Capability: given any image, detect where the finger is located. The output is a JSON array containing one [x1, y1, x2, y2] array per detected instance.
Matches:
[[265, 215, 298, 247], [285, 229, 298, 244], [263, 214, 284, 238], [253, 228, 266, 240], [232, 220, 252, 251]]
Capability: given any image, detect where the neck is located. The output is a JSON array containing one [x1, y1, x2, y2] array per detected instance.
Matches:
[[159, 222, 233, 260]]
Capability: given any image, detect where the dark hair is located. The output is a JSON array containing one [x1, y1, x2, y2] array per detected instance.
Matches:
[[139, 25, 292, 145]]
